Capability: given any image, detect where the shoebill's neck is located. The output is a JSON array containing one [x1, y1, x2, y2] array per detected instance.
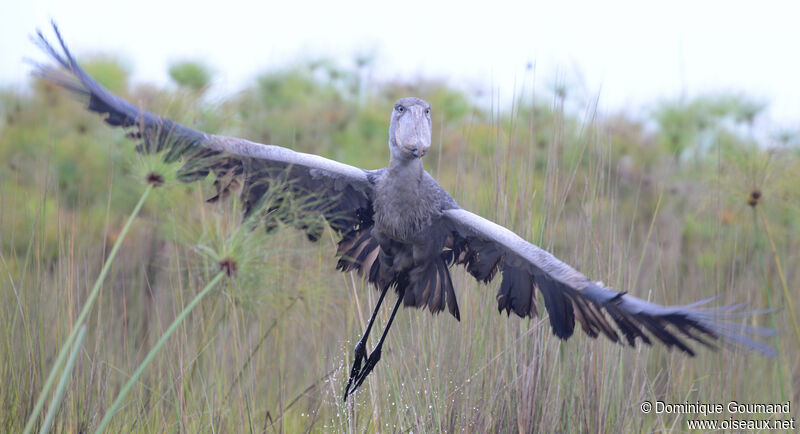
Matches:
[[388, 154, 424, 182]]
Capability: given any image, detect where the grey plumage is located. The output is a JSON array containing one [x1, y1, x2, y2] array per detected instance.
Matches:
[[31, 22, 775, 368]]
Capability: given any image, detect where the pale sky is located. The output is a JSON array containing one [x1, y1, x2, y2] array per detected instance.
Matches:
[[2, 0, 799, 130]]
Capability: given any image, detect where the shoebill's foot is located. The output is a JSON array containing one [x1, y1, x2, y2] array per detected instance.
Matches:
[[342, 340, 367, 401], [343, 289, 403, 401], [351, 345, 383, 393]]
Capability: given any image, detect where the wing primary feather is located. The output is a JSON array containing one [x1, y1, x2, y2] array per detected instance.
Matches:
[[444, 208, 775, 357]]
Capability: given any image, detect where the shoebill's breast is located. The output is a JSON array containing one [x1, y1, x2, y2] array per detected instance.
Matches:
[[373, 169, 458, 245]]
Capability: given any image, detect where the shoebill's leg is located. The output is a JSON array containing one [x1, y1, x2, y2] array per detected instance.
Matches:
[[350, 286, 406, 392], [343, 282, 390, 401]]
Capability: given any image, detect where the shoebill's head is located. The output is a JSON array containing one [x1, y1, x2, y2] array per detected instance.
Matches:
[[388, 97, 432, 161]]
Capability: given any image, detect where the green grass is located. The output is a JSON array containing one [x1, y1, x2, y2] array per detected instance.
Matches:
[[1, 60, 799, 432]]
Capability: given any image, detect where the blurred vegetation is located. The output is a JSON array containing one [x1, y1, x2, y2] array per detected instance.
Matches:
[[653, 93, 767, 160], [168, 60, 213, 92], [1, 53, 799, 432]]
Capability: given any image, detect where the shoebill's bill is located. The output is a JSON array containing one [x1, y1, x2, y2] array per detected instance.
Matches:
[[30, 23, 775, 402]]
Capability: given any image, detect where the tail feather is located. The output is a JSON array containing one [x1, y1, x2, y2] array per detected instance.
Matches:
[[407, 258, 460, 320], [442, 260, 461, 320]]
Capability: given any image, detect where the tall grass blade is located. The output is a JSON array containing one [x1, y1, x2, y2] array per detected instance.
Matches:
[[758, 207, 800, 349], [22, 185, 153, 434], [752, 209, 785, 400], [39, 325, 87, 434], [94, 271, 225, 433]]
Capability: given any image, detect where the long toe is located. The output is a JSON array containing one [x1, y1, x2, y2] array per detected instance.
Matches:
[[343, 365, 361, 401], [343, 371, 359, 401]]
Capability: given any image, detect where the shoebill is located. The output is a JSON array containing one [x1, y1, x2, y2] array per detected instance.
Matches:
[[31, 23, 775, 402]]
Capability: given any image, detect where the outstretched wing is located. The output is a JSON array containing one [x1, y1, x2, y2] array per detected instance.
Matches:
[[443, 208, 775, 356], [31, 23, 377, 240]]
